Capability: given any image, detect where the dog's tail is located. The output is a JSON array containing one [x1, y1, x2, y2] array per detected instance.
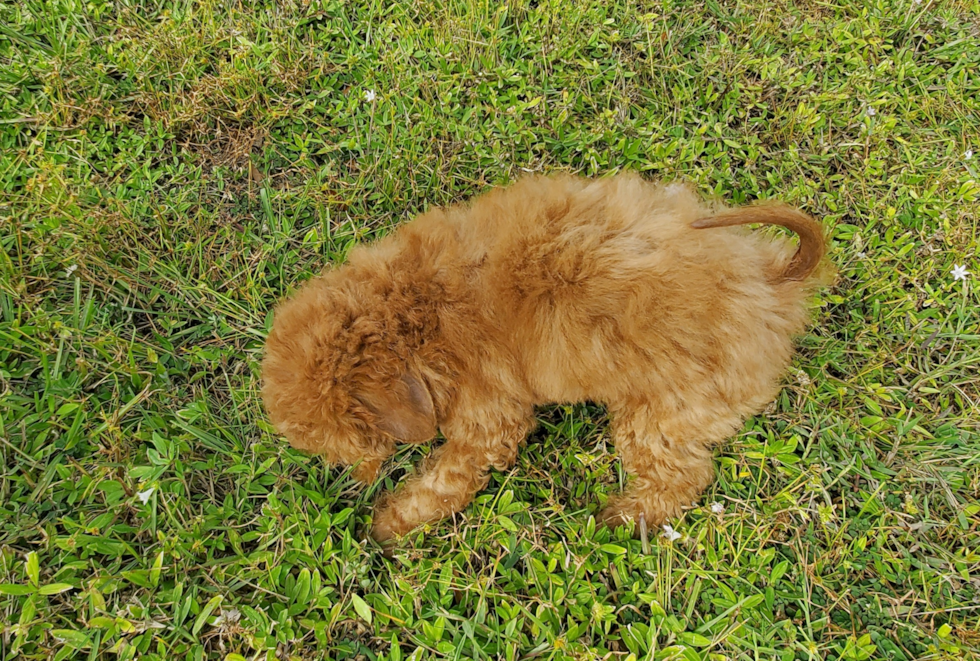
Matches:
[[691, 204, 825, 282]]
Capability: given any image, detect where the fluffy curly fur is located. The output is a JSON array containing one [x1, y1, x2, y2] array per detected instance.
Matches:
[[261, 172, 828, 543]]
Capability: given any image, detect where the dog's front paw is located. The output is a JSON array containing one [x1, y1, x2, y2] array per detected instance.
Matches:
[[370, 503, 410, 545]]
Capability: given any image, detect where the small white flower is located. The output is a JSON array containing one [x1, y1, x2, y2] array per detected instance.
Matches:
[[215, 608, 241, 627], [65, 264, 78, 277], [137, 488, 155, 504], [965, 150, 974, 160], [662, 524, 682, 542], [865, 106, 876, 117], [364, 89, 376, 102], [951, 264, 970, 281], [857, 252, 867, 259], [710, 502, 725, 515]]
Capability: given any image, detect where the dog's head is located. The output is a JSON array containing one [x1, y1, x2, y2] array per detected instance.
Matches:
[[261, 273, 437, 481]]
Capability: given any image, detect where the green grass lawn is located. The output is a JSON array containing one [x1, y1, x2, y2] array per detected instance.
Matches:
[[2, 0, 979, 659]]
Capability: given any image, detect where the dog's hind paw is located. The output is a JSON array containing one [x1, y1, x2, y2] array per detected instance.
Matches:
[[597, 497, 676, 534], [596, 505, 635, 528]]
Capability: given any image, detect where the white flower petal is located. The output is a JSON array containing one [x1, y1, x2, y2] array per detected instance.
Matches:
[[710, 502, 725, 514], [662, 524, 682, 541], [216, 608, 241, 626], [965, 149, 973, 160], [364, 89, 376, 102], [137, 488, 155, 504], [951, 265, 970, 281]]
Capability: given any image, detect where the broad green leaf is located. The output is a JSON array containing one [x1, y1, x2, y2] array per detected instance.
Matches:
[[0, 584, 34, 596], [150, 551, 164, 588], [677, 632, 712, 647], [497, 515, 518, 532], [51, 629, 91, 649], [39, 583, 74, 595], [351, 593, 372, 625], [192, 596, 223, 636], [770, 560, 790, 584], [26, 552, 39, 588]]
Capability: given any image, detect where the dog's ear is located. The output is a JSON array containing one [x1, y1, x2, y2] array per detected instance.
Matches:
[[358, 369, 437, 443]]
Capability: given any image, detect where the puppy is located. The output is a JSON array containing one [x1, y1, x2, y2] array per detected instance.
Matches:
[[261, 173, 827, 543]]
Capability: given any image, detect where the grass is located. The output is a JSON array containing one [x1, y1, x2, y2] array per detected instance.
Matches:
[[1, 0, 979, 658]]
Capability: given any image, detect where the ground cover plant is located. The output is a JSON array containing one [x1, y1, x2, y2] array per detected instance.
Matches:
[[1, 0, 979, 659]]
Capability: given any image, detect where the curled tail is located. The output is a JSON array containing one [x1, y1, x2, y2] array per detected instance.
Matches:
[[691, 203, 825, 282]]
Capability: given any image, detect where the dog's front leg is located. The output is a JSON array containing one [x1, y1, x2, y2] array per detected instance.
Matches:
[[370, 416, 533, 544]]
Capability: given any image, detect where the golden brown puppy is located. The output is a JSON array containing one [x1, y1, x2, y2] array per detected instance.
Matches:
[[261, 173, 827, 543]]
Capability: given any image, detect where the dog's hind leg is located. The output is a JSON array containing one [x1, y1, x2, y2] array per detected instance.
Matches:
[[598, 399, 737, 530], [370, 414, 534, 543]]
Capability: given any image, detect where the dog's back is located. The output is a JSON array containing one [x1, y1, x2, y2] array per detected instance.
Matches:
[[427, 173, 819, 414]]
